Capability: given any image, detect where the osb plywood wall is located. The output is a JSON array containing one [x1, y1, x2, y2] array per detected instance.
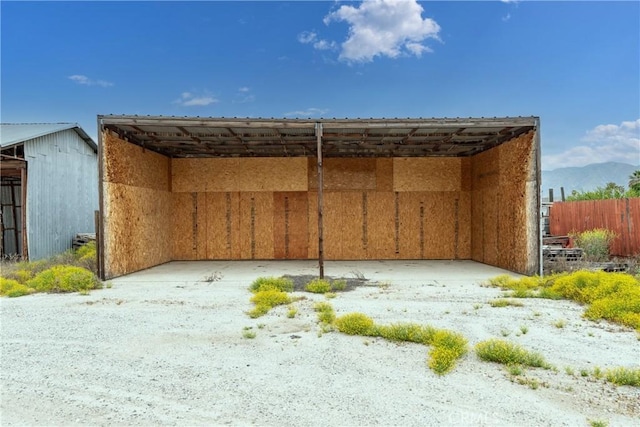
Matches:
[[169, 157, 472, 261], [471, 131, 536, 273], [102, 132, 172, 278], [103, 131, 536, 277]]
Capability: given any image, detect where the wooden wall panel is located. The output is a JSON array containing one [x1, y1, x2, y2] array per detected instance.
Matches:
[[103, 132, 170, 191], [273, 192, 308, 259], [341, 192, 365, 259], [482, 188, 499, 266], [368, 192, 396, 258], [375, 159, 394, 191], [457, 191, 472, 259], [172, 192, 197, 260], [323, 192, 343, 259], [471, 189, 484, 262], [308, 192, 318, 258], [394, 158, 462, 192], [172, 158, 307, 192], [205, 192, 232, 259], [103, 182, 172, 278], [421, 192, 442, 259], [237, 192, 274, 259], [398, 192, 422, 259], [309, 158, 377, 191]]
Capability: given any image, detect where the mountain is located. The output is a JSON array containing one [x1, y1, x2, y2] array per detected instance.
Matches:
[[541, 162, 639, 198]]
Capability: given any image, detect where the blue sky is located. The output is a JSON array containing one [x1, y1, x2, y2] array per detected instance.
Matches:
[[2, 0, 639, 170]]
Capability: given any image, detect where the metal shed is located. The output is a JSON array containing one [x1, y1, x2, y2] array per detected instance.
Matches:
[[0, 123, 98, 260], [98, 115, 541, 279]]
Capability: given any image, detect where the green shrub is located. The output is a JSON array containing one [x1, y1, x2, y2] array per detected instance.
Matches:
[[428, 330, 469, 375], [249, 276, 294, 293], [487, 270, 640, 331], [250, 289, 291, 308], [475, 339, 551, 369], [305, 279, 332, 294], [489, 299, 524, 307], [334, 313, 375, 335], [604, 367, 640, 387], [331, 279, 347, 291], [0, 277, 34, 297], [313, 301, 335, 324], [373, 323, 436, 345], [26, 265, 101, 294], [75, 241, 96, 261], [570, 229, 616, 262]]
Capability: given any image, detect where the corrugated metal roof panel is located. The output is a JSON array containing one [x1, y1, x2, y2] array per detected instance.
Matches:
[[0, 123, 97, 151]]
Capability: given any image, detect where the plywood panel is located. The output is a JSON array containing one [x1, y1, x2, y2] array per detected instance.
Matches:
[[308, 192, 318, 259], [103, 182, 172, 278], [323, 192, 343, 259], [368, 192, 396, 258], [103, 132, 170, 191], [205, 193, 231, 259], [341, 192, 365, 259], [461, 157, 472, 192], [471, 147, 499, 191], [309, 158, 377, 191], [237, 192, 274, 259], [482, 188, 499, 266], [457, 191, 472, 259], [471, 189, 484, 262], [398, 192, 422, 259], [172, 158, 307, 192], [273, 192, 309, 259], [172, 192, 197, 260], [418, 191, 442, 259], [376, 159, 394, 191], [393, 158, 462, 192]]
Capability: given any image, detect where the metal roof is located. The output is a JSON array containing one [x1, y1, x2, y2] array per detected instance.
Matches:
[[0, 123, 97, 151], [99, 115, 538, 158]]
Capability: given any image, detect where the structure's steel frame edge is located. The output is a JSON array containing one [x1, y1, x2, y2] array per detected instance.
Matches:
[[97, 116, 106, 280]]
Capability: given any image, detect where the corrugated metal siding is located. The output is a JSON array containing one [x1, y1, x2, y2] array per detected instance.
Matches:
[[24, 129, 98, 260]]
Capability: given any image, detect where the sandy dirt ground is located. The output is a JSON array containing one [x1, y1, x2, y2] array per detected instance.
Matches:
[[1, 260, 638, 426]]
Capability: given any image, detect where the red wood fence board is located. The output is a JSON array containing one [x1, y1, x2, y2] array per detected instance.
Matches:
[[549, 198, 640, 257]]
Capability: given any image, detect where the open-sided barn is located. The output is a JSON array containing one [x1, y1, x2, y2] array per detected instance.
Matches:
[[98, 116, 541, 279]]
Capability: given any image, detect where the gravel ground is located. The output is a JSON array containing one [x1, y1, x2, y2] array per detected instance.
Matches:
[[1, 260, 638, 426]]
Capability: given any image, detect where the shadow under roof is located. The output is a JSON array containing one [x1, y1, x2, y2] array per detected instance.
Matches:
[[99, 116, 538, 158]]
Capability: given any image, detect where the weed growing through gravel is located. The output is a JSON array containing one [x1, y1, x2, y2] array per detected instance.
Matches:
[[314, 302, 336, 325], [604, 367, 640, 387], [248, 290, 291, 318], [486, 271, 640, 331], [475, 339, 552, 369], [305, 278, 348, 294], [287, 305, 298, 318], [489, 299, 524, 308], [588, 419, 609, 427], [553, 319, 567, 328], [242, 327, 256, 339], [332, 316, 468, 375], [519, 325, 529, 334], [249, 276, 294, 293]]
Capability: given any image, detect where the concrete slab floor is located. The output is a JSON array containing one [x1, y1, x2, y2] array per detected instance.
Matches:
[[108, 260, 523, 286]]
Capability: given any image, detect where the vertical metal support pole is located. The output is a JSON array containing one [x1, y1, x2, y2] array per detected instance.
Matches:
[[20, 166, 28, 260], [316, 122, 324, 279]]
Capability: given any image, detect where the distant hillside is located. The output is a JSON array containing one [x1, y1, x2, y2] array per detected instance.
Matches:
[[541, 162, 639, 198]]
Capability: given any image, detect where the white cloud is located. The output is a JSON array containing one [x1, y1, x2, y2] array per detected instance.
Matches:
[[322, 0, 440, 63], [283, 107, 329, 118], [173, 91, 218, 107], [543, 119, 640, 170], [233, 87, 255, 104], [68, 74, 113, 87], [298, 31, 337, 51], [502, 13, 511, 22]]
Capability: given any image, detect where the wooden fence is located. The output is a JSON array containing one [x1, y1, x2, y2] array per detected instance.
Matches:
[[549, 198, 640, 257]]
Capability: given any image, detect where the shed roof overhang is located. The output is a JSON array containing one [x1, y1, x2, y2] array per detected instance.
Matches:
[[99, 115, 538, 158]]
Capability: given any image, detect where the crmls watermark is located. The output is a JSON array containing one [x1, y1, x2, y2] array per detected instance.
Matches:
[[447, 409, 500, 426]]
